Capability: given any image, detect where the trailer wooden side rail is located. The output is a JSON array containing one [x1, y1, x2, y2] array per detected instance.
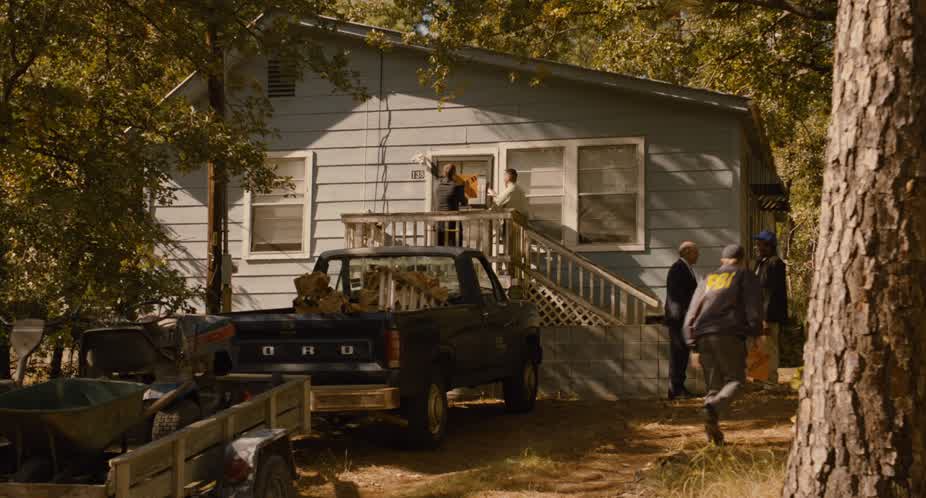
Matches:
[[0, 377, 312, 498]]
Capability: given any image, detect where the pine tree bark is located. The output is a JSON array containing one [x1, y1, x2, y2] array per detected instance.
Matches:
[[782, 0, 926, 496]]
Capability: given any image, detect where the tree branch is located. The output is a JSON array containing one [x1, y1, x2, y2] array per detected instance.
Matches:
[[715, 0, 836, 21]]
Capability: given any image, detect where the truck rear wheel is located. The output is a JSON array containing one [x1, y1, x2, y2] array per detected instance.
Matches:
[[151, 399, 201, 440], [405, 373, 448, 449], [253, 454, 296, 498], [504, 356, 539, 413]]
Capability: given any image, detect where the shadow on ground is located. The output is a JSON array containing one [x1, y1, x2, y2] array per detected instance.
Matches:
[[293, 388, 797, 498]]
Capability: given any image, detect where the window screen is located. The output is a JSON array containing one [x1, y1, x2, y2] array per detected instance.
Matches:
[[577, 145, 641, 244], [507, 147, 564, 242], [251, 158, 306, 252]]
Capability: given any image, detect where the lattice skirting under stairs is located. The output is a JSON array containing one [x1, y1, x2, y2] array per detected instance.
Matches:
[[526, 281, 614, 327]]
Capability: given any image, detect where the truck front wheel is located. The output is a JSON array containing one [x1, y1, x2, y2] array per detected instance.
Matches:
[[504, 356, 539, 413], [405, 373, 448, 449]]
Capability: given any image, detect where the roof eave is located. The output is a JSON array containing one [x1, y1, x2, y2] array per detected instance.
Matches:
[[300, 18, 752, 114]]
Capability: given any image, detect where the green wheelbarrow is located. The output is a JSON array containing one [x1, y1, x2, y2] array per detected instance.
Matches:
[[0, 378, 149, 459]]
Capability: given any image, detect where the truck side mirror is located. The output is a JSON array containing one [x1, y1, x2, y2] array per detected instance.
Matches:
[[507, 286, 525, 301]]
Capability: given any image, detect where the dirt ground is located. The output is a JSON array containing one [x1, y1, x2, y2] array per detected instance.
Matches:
[[292, 377, 798, 498]]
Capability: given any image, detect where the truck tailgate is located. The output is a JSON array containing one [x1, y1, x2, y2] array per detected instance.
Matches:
[[229, 312, 390, 377]]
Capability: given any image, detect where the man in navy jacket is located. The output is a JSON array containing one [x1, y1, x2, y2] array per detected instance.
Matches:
[[664, 241, 700, 399]]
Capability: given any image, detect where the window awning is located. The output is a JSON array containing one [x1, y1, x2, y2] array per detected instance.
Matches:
[[751, 183, 789, 212]]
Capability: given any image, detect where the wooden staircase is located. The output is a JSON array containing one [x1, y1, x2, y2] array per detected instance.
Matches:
[[341, 210, 660, 326]]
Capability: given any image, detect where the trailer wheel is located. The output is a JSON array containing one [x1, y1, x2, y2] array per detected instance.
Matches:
[[253, 454, 296, 498], [503, 355, 539, 413], [405, 373, 448, 449], [151, 399, 201, 440]]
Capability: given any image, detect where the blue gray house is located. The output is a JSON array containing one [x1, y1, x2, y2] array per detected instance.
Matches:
[[156, 17, 786, 398]]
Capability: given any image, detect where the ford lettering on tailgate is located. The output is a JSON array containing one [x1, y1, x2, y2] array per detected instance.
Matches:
[[241, 340, 371, 363]]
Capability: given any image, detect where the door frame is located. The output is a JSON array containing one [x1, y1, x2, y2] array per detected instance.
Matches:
[[423, 146, 500, 212]]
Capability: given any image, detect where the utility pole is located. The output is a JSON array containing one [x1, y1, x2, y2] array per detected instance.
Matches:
[[205, 3, 227, 314]]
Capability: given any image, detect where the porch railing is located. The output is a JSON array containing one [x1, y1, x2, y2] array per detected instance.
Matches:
[[341, 210, 660, 325]]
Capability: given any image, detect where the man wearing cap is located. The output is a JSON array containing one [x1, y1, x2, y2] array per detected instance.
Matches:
[[753, 230, 788, 383], [664, 241, 700, 399], [684, 244, 762, 445]]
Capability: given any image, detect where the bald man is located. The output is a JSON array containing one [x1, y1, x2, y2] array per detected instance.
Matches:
[[665, 241, 700, 399]]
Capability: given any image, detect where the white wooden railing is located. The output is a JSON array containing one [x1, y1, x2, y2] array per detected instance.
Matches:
[[341, 210, 660, 325]]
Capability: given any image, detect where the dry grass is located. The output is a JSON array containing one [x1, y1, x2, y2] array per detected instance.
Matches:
[[636, 443, 788, 498], [392, 448, 564, 498]]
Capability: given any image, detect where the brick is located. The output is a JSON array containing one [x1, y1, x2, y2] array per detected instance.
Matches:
[[616, 325, 642, 343], [620, 377, 661, 399], [641, 324, 666, 343], [657, 378, 671, 399], [623, 341, 642, 360], [542, 341, 563, 361], [639, 342, 659, 360], [624, 359, 659, 378], [658, 359, 671, 379], [597, 359, 624, 378], [578, 325, 609, 343], [600, 342, 624, 361], [656, 342, 670, 360], [572, 378, 620, 400], [540, 361, 573, 392], [541, 327, 569, 343]]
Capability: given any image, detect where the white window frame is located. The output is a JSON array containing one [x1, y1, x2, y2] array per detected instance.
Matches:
[[499, 137, 646, 252], [423, 147, 499, 211], [241, 150, 315, 261]]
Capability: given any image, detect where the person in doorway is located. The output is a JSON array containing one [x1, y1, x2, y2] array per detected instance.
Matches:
[[435, 163, 467, 246], [684, 244, 761, 445], [753, 230, 788, 383], [665, 241, 700, 399], [488, 168, 528, 214]]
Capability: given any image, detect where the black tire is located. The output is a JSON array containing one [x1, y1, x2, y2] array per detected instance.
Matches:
[[405, 372, 448, 449], [503, 355, 539, 413], [151, 399, 201, 440], [253, 454, 296, 498]]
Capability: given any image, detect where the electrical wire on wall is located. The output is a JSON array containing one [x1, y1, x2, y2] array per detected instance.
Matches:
[[372, 49, 392, 213]]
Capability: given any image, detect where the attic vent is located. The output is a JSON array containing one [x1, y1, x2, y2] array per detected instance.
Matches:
[[267, 58, 296, 98]]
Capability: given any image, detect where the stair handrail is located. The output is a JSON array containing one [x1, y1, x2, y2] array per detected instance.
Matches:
[[510, 215, 660, 308]]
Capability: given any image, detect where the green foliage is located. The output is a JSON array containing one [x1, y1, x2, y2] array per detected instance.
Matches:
[[0, 1, 367, 369]]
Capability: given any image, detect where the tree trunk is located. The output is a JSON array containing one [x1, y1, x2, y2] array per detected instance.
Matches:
[[48, 341, 63, 378], [782, 0, 926, 496]]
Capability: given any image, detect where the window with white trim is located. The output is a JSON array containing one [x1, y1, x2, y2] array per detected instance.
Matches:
[[577, 144, 640, 245], [245, 152, 313, 258], [507, 147, 565, 242], [500, 137, 645, 251]]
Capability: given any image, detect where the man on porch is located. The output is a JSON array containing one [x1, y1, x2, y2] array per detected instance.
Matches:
[[488, 168, 528, 214]]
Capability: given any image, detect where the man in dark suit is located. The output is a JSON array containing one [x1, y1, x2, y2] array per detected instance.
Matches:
[[665, 241, 700, 399]]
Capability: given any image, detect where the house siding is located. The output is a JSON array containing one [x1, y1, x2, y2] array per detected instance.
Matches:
[[155, 34, 746, 311]]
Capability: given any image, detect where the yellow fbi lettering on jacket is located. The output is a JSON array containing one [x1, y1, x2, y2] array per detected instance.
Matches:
[[705, 272, 736, 291]]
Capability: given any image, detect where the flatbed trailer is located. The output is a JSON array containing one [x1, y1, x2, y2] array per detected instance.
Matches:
[[0, 376, 312, 498]]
